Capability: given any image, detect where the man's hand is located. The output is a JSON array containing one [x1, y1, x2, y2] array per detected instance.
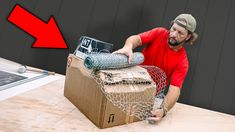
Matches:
[[147, 85, 181, 124], [113, 35, 141, 64], [147, 109, 165, 124], [112, 47, 133, 64]]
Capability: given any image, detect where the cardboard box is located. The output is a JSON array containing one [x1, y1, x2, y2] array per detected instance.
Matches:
[[64, 54, 155, 128]]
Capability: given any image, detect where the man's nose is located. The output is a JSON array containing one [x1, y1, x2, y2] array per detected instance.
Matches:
[[171, 31, 178, 37]]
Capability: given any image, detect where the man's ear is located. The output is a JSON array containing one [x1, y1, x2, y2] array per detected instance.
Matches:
[[186, 34, 192, 41]]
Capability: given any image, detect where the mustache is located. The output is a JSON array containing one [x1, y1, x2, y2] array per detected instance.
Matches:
[[169, 37, 176, 41]]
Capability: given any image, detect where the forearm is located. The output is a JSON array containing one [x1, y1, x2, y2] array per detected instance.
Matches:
[[162, 85, 181, 112], [148, 85, 180, 123], [113, 35, 142, 63], [123, 35, 142, 50]]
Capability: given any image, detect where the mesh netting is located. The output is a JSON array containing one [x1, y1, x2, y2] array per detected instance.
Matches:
[[79, 52, 167, 120], [141, 65, 167, 98], [84, 52, 144, 70]]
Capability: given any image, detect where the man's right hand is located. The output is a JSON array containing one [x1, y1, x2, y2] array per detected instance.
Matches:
[[112, 47, 133, 64], [113, 35, 142, 63]]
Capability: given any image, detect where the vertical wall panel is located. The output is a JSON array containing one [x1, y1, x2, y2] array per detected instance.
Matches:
[[161, 0, 188, 28], [110, 0, 145, 50], [135, 0, 168, 52], [210, 0, 234, 114], [0, 0, 38, 63], [20, 0, 63, 69], [138, 0, 168, 32], [46, 0, 96, 74], [179, 0, 210, 104], [0, 0, 10, 40], [189, 0, 231, 109], [86, 0, 119, 43], [232, 92, 235, 115]]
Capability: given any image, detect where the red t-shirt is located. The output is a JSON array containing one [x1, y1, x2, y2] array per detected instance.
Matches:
[[139, 27, 189, 89]]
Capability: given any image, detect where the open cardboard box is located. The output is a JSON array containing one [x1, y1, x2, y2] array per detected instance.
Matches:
[[64, 54, 155, 128]]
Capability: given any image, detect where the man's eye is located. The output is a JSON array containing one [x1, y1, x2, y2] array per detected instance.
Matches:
[[179, 31, 185, 35]]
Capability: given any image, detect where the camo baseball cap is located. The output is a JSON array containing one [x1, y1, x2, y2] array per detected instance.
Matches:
[[174, 14, 197, 32]]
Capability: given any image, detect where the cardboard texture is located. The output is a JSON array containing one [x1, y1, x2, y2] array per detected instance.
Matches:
[[64, 54, 155, 128]]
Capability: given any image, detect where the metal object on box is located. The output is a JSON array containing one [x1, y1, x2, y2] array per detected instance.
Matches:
[[75, 36, 113, 59]]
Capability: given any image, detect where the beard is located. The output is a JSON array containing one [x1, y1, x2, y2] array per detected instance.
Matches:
[[168, 37, 186, 46]]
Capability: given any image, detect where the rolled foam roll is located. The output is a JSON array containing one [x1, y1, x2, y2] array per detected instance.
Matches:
[[84, 52, 144, 70]]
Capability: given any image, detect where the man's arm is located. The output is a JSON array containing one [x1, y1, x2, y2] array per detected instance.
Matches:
[[162, 85, 181, 111], [113, 35, 142, 63], [150, 85, 181, 121], [123, 35, 142, 49]]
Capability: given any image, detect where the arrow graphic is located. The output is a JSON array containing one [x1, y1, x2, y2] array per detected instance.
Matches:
[[8, 4, 68, 49]]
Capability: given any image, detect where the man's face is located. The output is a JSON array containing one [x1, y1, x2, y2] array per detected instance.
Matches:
[[168, 23, 190, 46]]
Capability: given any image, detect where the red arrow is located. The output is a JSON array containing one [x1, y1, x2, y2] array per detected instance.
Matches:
[[8, 4, 68, 49]]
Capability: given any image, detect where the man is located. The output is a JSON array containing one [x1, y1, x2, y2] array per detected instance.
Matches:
[[113, 14, 198, 122]]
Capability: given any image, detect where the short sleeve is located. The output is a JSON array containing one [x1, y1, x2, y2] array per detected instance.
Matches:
[[170, 57, 189, 89], [139, 27, 167, 45]]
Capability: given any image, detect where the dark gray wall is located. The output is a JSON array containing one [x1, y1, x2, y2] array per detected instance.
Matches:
[[0, 0, 234, 115]]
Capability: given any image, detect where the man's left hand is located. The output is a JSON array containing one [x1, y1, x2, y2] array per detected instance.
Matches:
[[148, 108, 165, 123]]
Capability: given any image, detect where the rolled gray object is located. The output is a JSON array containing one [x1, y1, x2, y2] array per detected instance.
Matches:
[[84, 52, 144, 70]]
